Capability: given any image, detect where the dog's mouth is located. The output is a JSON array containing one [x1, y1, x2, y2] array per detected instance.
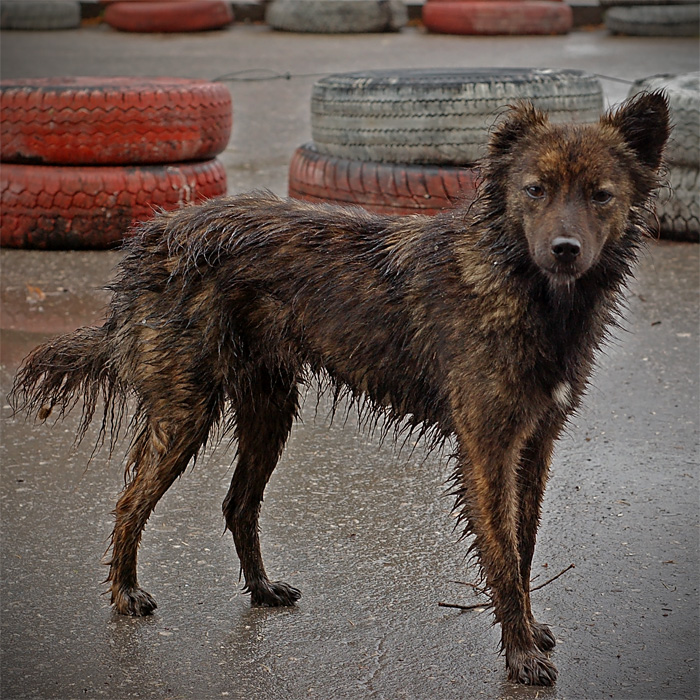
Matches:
[[542, 267, 580, 291], [532, 240, 597, 289], [535, 255, 586, 285]]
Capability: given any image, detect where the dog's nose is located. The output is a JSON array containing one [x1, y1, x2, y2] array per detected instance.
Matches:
[[551, 237, 581, 263]]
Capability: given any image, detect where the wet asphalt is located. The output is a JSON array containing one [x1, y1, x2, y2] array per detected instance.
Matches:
[[1, 19, 698, 700]]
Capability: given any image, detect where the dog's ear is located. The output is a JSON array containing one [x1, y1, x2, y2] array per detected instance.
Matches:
[[489, 101, 549, 157], [604, 90, 670, 171]]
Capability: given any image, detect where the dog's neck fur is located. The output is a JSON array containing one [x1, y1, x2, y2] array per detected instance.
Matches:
[[417, 192, 648, 416]]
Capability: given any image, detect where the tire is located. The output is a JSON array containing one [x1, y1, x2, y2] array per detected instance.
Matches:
[[426, 0, 564, 3], [627, 72, 699, 167], [423, 1, 572, 35], [604, 4, 699, 36], [265, 0, 408, 33], [288, 143, 479, 214], [104, 0, 234, 33], [0, 1, 81, 30], [311, 68, 603, 165], [0, 77, 232, 166], [0, 160, 227, 250], [99, 0, 224, 3], [600, 0, 696, 8], [657, 165, 699, 242]]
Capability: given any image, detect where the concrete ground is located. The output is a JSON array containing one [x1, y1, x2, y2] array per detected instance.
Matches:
[[1, 19, 698, 700]]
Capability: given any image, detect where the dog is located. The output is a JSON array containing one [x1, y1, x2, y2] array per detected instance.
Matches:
[[10, 90, 669, 686]]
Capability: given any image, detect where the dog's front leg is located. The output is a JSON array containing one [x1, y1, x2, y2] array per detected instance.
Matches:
[[454, 427, 558, 686], [516, 419, 563, 654]]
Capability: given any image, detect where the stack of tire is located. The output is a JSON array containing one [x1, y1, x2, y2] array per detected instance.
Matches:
[[603, 0, 699, 36], [422, 0, 572, 35], [628, 73, 699, 242], [288, 68, 603, 216], [0, 77, 231, 249], [0, 0, 81, 29], [266, 0, 407, 33], [101, 0, 233, 33]]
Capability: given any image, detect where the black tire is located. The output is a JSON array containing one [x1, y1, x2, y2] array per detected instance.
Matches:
[[0, 0, 81, 29], [627, 72, 699, 167], [265, 0, 407, 33], [310, 68, 603, 165], [657, 165, 699, 242], [604, 4, 700, 36]]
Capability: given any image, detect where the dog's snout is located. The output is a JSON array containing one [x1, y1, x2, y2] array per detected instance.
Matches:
[[551, 237, 581, 263]]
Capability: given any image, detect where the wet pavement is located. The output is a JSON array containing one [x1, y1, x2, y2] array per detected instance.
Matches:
[[1, 20, 699, 700]]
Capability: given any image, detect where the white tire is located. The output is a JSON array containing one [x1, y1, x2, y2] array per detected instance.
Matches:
[[310, 68, 603, 165], [605, 4, 700, 36], [628, 72, 699, 168], [0, 1, 81, 30], [657, 165, 699, 241], [266, 0, 407, 33]]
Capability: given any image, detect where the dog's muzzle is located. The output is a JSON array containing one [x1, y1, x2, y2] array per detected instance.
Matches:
[[550, 237, 581, 264]]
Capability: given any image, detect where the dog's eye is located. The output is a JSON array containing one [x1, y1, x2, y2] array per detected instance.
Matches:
[[592, 190, 613, 204], [525, 184, 546, 199]]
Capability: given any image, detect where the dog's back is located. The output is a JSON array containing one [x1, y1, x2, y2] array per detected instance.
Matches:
[[109, 193, 472, 433]]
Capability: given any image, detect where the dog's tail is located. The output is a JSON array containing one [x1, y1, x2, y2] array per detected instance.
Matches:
[[9, 324, 121, 444]]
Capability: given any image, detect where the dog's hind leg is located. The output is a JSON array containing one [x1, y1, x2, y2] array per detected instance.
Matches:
[[108, 389, 222, 616], [223, 366, 300, 607]]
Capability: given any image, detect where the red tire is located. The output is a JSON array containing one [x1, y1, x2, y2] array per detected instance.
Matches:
[[104, 0, 234, 32], [288, 143, 479, 215], [0, 77, 232, 165], [99, 0, 218, 3], [1, 159, 227, 249], [422, 1, 572, 34]]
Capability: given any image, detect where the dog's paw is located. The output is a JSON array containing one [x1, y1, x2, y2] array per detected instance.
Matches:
[[531, 620, 556, 652], [250, 580, 301, 607], [507, 649, 558, 686], [111, 585, 158, 616]]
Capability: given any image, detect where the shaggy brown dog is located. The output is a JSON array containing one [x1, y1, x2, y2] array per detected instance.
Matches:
[[10, 91, 669, 686]]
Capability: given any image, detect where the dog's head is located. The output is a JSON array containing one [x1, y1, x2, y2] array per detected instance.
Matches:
[[484, 90, 670, 287]]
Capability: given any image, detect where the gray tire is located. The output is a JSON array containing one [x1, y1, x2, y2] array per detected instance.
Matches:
[[0, 1, 81, 30], [604, 4, 700, 36], [265, 0, 407, 33], [627, 72, 699, 167], [657, 165, 699, 241], [310, 68, 603, 165], [600, 0, 697, 8]]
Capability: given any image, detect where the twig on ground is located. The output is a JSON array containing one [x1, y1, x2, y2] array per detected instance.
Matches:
[[450, 580, 487, 594], [530, 563, 575, 592], [438, 563, 576, 611], [438, 601, 491, 611]]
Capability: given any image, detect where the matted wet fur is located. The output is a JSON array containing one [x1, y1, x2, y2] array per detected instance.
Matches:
[[10, 92, 669, 686]]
